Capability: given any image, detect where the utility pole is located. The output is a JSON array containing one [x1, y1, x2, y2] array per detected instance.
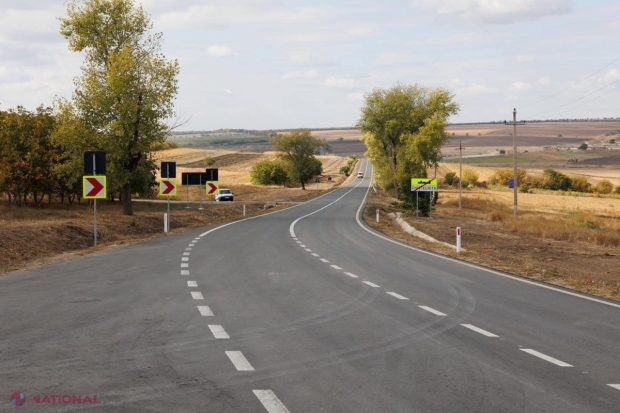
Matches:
[[457, 141, 464, 210], [505, 109, 525, 218]]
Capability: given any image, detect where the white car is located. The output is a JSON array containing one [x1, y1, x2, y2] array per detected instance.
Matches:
[[357, 172, 364, 178], [215, 189, 234, 202]]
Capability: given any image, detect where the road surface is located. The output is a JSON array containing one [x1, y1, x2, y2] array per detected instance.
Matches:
[[2, 159, 620, 412]]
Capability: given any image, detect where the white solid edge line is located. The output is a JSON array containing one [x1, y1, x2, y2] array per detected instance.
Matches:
[[461, 324, 499, 337], [354, 165, 620, 310], [419, 306, 447, 316], [608, 384, 620, 391], [208, 325, 230, 339], [289, 160, 370, 238], [386, 292, 409, 300], [520, 349, 573, 367], [191, 291, 204, 300], [181, 270, 190, 276], [253, 390, 291, 413], [198, 306, 214, 316], [311, 253, 320, 257], [225, 351, 255, 371], [331, 265, 342, 270], [320, 258, 330, 263], [187, 281, 198, 287], [363, 281, 380, 288], [344, 272, 359, 278]]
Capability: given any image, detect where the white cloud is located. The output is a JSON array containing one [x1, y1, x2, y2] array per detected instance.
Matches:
[[321, 76, 360, 89], [412, 0, 573, 24], [602, 68, 620, 83], [375, 53, 418, 66], [347, 92, 364, 101], [511, 81, 532, 91], [288, 52, 335, 66], [223, 89, 234, 94], [283, 70, 319, 80], [516, 55, 535, 62], [208, 45, 235, 57], [458, 83, 501, 96], [538, 76, 551, 86]]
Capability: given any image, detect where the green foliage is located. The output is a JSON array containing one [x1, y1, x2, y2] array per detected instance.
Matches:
[[59, 0, 180, 215], [594, 180, 613, 194], [340, 156, 357, 176], [444, 171, 459, 186], [357, 83, 459, 207], [578, 143, 588, 150], [614, 186, 620, 194], [271, 129, 326, 189], [490, 168, 528, 186], [150, 140, 178, 151], [250, 160, 288, 186], [499, 149, 506, 154], [541, 169, 571, 190], [609, 139, 616, 144], [461, 169, 479, 186], [204, 157, 215, 167], [569, 176, 592, 193]]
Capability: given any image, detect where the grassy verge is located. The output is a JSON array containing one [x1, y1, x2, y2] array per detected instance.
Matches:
[[364, 188, 620, 301]]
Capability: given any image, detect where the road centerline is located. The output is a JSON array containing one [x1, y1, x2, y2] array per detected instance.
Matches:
[[520, 349, 573, 367], [461, 324, 499, 337], [208, 325, 230, 339], [226, 351, 255, 371], [253, 390, 291, 413], [419, 306, 447, 316]]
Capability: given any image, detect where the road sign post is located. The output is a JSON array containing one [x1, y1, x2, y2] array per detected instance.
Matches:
[[84, 152, 107, 247], [411, 178, 438, 218], [161, 162, 176, 232], [206, 181, 218, 219]]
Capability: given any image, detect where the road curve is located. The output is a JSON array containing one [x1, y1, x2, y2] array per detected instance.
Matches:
[[1, 159, 620, 412]]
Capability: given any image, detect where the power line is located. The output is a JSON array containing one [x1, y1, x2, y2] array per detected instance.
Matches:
[[525, 55, 620, 109], [552, 82, 620, 117]]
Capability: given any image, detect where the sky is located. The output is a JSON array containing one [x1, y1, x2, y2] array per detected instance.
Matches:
[[1, 0, 619, 130]]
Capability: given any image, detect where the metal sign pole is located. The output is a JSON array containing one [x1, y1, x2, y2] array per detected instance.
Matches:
[[186, 181, 190, 209], [199, 176, 204, 210], [167, 164, 171, 232], [416, 192, 419, 217], [429, 192, 432, 219], [211, 195, 214, 219], [93, 153, 97, 247]]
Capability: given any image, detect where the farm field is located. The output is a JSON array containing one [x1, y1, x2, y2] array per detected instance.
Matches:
[[365, 187, 620, 300]]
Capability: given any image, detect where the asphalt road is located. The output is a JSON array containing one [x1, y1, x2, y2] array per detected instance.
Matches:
[[2, 159, 620, 412]]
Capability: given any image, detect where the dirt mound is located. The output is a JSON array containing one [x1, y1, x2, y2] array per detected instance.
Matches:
[[179, 153, 265, 168]]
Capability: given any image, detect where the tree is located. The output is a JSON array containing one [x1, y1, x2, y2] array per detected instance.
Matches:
[[271, 129, 325, 190], [594, 180, 613, 194], [444, 171, 459, 186], [204, 157, 215, 167], [357, 83, 459, 200], [59, 0, 180, 215], [250, 160, 288, 186], [541, 169, 571, 190]]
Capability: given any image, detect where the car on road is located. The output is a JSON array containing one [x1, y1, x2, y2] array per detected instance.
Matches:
[[357, 172, 364, 178], [215, 189, 234, 202]]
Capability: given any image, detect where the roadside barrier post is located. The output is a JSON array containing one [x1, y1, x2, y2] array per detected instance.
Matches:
[[164, 213, 168, 233], [243, 205, 246, 216], [376, 209, 380, 222], [456, 227, 462, 253]]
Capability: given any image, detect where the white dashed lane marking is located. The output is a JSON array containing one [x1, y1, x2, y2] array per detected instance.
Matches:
[[608, 384, 620, 391], [208, 325, 230, 339], [187, 281, 198, 287], [320, 258, 329, 263], [296, 241, 302, 244], [198, 306, 214, 316], [191, 292, 204, 300], [344, 272, 359, 278], [520, 349, 573, 367], [181, 270, 190, 276], [300, 244, 306, 248], [419, 306, 446, 316], [226, 351, 255, 371], [185, 248, 192, 251], [386, 292, 409, 300], [253, 390, 291, 413], [461, 324, 499, 338], [363, 281, 380, 288], [330, 265, 342, 270], [311, 253, 320, 257], [183, 252, 190, 256], [305, 249, 312, 252], [181, 263, 189, 268], [182, 257, 189, 262]]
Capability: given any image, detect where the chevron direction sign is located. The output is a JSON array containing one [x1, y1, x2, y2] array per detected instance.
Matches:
[[206, 181, 219, 195], [83, 176, 107, 199], [160, 179, 177, 196]]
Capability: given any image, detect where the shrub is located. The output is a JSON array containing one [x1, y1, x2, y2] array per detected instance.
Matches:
[[490, 168, 528, 186], [338, 137, 344, 141], [499, 149, 506, 155], [614, 186, 620, 194], [541, 169, 571, 191], [594, 180, 613, 194], [444, 171, 459, 186], [250, 160, 288, 185], [340, 165, 351, 175], [578, 143, 588, 150], [204, 157, 215, 167], [462, 169, 479, 186], [570, 176, 591, 193]]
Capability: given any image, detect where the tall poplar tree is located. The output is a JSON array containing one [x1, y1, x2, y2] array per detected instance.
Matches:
[[59, 0, 180, 215]]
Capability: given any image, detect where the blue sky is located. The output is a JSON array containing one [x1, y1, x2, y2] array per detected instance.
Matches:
[[1, 0, 619, 130]]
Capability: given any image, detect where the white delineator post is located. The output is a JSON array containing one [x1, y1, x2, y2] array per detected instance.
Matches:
[[243, 205, 246, 216], [376, 209, 380, 222], [164, 213, 169, 233], [456, 227, 462, 253]]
